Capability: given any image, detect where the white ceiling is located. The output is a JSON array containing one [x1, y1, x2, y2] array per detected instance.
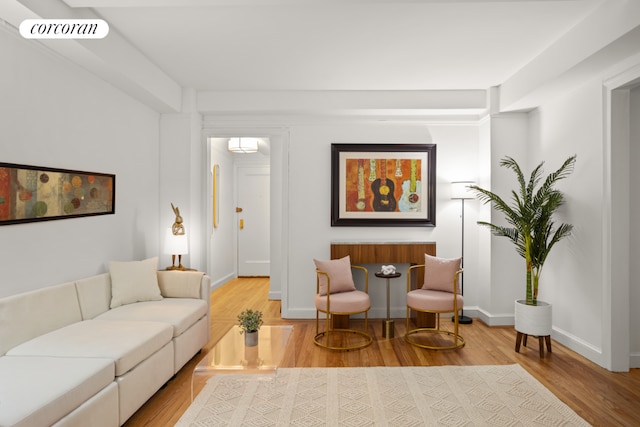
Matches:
[[5, 0, 640, 114], [86, 0, 600, 91]]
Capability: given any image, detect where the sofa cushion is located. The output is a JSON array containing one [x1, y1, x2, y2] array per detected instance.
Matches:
[[0, 356, 114, 427], [0, 282, 82, 356], [157, 270, 204, 299], [75, 273, 112, 320], [95, 298, 208, 337], [6, 319, 173, 376], [109, 257, 162, 309]]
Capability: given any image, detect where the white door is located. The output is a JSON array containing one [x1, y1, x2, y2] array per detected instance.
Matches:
[[237, 165, 270, 276]]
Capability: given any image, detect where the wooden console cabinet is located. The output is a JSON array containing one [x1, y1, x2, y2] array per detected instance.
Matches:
[[330, 242, 436, 328]]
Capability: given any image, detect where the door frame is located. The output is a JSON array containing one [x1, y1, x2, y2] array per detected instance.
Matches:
[[203, 126, 290, 314], [603, 62, 640, 371]]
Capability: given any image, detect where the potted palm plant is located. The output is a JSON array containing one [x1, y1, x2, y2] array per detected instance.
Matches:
[[237, 308, 263, 347], [469, 155, 576, 336]]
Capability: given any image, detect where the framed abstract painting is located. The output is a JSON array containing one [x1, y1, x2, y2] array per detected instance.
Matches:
[[331, 144, 436, 227], [0, 162, 115, 225]]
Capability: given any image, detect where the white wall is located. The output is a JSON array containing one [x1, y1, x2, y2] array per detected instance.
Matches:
[[207, 138, 240, 288], [483, 113, 529, 322], [475, 118, 493, 320], [629, 86, 640, 365], [528, 80, 607, 362], [0, 28, 160, 297], [281, 121, 481, 318]]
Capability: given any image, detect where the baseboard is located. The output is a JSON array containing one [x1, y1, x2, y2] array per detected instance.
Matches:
[[475, 307, 515, 326], [630, 353, 640, 368], [283, 308, 316, 319], [268, 291, 281, 300], [551, 325, 604, 367], [210, 273, 236, 291]]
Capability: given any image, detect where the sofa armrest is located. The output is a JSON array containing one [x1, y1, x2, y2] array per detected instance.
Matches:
[[157, 271, 210, 301], [199, 275, 211, 306]]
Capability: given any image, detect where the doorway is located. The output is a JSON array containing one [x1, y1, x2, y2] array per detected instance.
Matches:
[[205, 130, 289, 307]]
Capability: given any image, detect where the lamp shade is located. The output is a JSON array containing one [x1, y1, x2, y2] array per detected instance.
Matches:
[[165, 228, 188, 255], [228, 137, 259, 153], [451, 181, 476, 200]]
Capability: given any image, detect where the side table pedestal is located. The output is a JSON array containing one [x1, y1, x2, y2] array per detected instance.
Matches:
[[375, 271, 402, 339], [382, 319, 395, 338]]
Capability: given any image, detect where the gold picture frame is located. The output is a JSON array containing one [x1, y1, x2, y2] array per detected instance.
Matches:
[[213, 163, 219, 228]]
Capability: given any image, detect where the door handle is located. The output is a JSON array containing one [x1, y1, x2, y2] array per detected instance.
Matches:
[[236, 207, 243, 213]]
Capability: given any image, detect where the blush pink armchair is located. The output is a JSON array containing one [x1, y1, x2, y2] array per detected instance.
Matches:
[[405, 254, 465, 350], [313, 256, 372, 351]]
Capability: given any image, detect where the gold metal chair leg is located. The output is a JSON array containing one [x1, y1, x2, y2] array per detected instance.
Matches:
[[404, 308, 465, 351], [313, 312, 373, 351]]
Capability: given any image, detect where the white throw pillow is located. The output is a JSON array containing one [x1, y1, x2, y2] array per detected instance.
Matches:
[[109, 257, 162, 308]]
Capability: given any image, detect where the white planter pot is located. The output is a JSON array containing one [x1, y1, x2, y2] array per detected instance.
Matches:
[[514, 300, 552, 336]]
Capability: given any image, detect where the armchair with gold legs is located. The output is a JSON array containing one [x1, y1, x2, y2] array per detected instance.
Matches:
[[313, 256, 372, 351], [405, 254, 465, 350]]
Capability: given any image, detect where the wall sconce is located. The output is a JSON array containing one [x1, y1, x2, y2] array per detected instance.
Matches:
[[165, 203, 188, 270], [228, 137, 259, 153]]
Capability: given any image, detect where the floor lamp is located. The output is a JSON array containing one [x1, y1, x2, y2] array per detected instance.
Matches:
[[451, 181, 475, 325]]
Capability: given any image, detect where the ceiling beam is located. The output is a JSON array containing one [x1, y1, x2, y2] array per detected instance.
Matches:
[[499, 0, 640, 112], [197, 89, 488, 118], [2, 0, 183, 113], [61, 0, 588, 7]]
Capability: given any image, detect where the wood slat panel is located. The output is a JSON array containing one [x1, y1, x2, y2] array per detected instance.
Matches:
[[331, 242, 436, 327], [330, 242, 436, 265]]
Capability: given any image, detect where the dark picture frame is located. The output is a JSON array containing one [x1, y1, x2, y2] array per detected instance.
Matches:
[[331, 143, 436, 227], [0, 162, 115, 225]]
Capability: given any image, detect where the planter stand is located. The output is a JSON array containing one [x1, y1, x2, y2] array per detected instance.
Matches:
[[515, 332, 552, 358], [514, 299, 552, 359]]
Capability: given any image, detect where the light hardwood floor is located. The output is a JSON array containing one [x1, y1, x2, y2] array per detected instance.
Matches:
[[125, 277, 640, 426]]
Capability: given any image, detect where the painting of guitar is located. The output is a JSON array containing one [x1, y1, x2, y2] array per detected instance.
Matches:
[[331, 143, 436, 227], [356, 159, 366, 210], [398, 159, 421, 212], [371, 159, 397, 211]]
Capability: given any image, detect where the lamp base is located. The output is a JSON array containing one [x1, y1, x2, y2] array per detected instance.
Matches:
[[165, 254, 187, 271], [452, 314, 473, 324]]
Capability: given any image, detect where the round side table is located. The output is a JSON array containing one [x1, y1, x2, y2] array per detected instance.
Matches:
[[375, 271, 402, 338]]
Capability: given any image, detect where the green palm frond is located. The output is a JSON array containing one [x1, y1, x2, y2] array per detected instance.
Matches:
[[469, 155, 576, 305]]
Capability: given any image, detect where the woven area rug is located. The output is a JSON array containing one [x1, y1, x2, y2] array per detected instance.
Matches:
[[177, 365, 590, 426]]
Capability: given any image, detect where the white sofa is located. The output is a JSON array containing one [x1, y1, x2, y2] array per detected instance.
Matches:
[[0, 261, 211, 427]]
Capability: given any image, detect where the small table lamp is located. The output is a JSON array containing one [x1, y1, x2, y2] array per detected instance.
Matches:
[[165, 228, 188, 271], [451, 181, 475, 324]]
